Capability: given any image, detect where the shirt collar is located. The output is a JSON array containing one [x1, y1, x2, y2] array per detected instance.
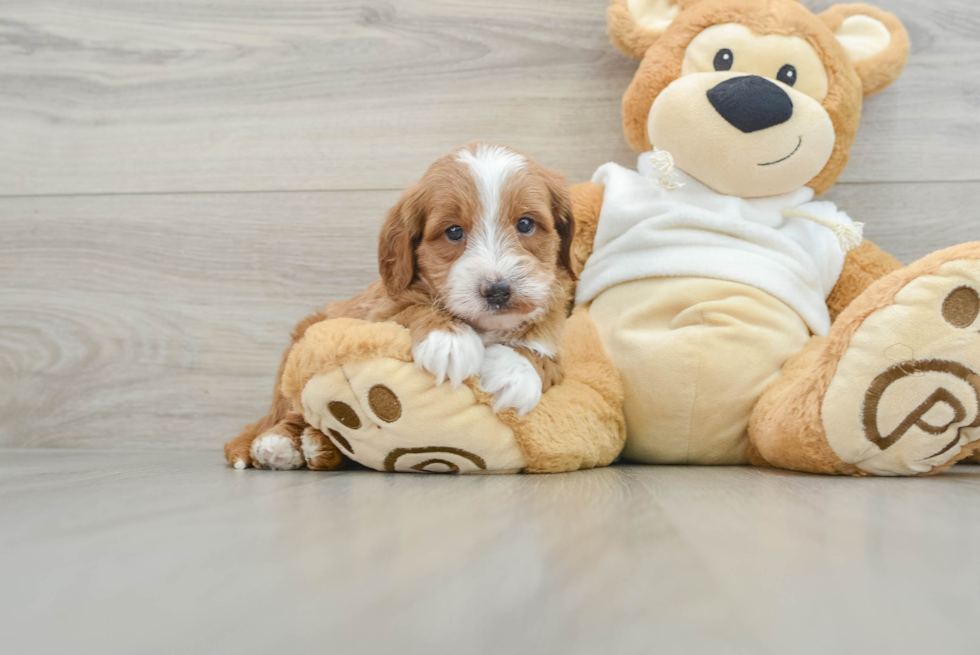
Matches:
[[636, 151, 815, 227]]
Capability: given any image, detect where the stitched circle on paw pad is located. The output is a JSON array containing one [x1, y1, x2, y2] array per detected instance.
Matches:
[[943, 286, 980, 329], [327, 429, 353, 455], [410, 459, 460, 473], [368, 384, 402, 423], [384, 447, 487, 473], [862, 359, 980, 458], [328, 401, 361, 430]]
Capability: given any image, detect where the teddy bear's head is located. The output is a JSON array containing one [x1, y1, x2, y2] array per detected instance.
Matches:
[[608, 0, 909, 197]]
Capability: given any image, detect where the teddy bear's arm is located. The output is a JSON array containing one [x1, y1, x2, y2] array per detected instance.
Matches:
[[826, 239, 904, 322], [569, 182, 605, 278]]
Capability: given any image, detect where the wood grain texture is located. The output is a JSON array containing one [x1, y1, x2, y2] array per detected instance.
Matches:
[[0, 0, 978, 197], [0, 190, 397, 449], [826, 181, 980, 264], [1, 181, 978, 450], [2, 0, 980, 451], [1, 450, 979, 655]]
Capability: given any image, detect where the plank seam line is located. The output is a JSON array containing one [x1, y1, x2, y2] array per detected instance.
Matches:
[[2, 179, 980, 201], [0, 188, 406, 200]]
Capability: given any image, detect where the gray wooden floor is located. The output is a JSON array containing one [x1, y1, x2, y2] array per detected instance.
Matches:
[[2, 450, 979, 655], [3, 1, 980, 652]]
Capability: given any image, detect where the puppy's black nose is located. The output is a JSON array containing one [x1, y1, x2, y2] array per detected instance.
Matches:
[[482, 282, 512, 308], [707, 75, 793, 133]]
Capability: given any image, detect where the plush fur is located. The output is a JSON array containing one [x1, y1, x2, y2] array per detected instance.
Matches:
[[568, 181, 606, 277], [750, 243, 980, 476], [227, 0, 977, 478], [613, 0, 907, 195], [819, 3, 911, 98], [825, 240, 904, 322], [226, 144, 619, 474], [279, 308, 625, 474], [576, 0, 980, 476], [469, 307, 627, 473]]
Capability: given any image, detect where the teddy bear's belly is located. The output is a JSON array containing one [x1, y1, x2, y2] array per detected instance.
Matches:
[[588, 276, 812, 464]]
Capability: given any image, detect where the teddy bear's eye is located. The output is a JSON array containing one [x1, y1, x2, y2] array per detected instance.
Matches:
[[713, 48, 734, 72], [777, 64, 798, 87]]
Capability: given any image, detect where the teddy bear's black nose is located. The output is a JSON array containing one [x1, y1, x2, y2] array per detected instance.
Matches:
[[707, 75, 794, 133]]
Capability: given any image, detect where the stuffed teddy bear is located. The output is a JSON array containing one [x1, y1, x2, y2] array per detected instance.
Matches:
[[568, 0, 980, 476], [258, 308, 626, 474], [229, 0, 980, 477]]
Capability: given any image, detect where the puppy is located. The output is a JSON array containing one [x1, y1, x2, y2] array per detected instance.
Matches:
[[225, 143, 576, 470]]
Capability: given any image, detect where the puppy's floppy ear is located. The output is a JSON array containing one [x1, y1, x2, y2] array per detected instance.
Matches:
[[544, 169, 577, 282], [607, 0, 685, 59], [821, 4, 910, 97], [378, 183, 427, 298]]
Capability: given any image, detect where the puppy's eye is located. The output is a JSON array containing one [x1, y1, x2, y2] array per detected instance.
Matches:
[[516, 217, 535, 235], [777, 64, 797, 87], [713, 49, 734, 72], [445, 225, 465, 242]]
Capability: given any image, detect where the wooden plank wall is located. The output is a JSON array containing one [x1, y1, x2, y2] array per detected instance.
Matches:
[[2, 0, 978, 450]]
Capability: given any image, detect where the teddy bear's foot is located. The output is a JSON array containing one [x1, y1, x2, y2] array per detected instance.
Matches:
[[751, 243, 980, 476], [279, 311, 626, 474], [297, 352, 527, 474]]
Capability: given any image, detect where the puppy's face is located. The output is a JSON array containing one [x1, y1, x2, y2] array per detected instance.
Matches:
[[379, 144, 575, 332]]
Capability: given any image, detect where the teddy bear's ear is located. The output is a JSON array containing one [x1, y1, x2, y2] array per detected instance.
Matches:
[[820, 4, 910, 97], [607, 0, 685, 59]]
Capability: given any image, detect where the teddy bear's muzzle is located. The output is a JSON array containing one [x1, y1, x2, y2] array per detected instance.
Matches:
[[707, 75, 794, 134]]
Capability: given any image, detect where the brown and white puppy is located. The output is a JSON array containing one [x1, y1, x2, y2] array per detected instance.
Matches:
[[384, 142, 575, 410], [226, 142, 575, 470]]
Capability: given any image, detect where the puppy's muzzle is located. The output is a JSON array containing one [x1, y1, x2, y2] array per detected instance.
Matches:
[[481, 281, 513, 310]]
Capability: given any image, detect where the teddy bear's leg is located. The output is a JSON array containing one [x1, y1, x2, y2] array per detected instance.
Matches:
[[283, 319, 529, 473], [587, 277, 812, 464], [503, 307, 627, 473], [750, 243, 980, 476], [281, 315, 626, 474]]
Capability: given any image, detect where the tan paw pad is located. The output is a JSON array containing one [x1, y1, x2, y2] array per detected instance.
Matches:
[[300, 358, 525, 474], [824, 260, 980, 475]]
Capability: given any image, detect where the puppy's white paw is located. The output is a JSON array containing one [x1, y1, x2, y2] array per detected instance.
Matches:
[[479, 345, 543, 416], [250, 433, 305, 470], [412, 325, 485, 387], [300, 427, 322, 464]]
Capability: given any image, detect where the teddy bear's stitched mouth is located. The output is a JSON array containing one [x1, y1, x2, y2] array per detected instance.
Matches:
[[758, 136, 803, 167]]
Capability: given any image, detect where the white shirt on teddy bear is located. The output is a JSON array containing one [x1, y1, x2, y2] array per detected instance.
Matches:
[[575, 152, 854, 336]]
